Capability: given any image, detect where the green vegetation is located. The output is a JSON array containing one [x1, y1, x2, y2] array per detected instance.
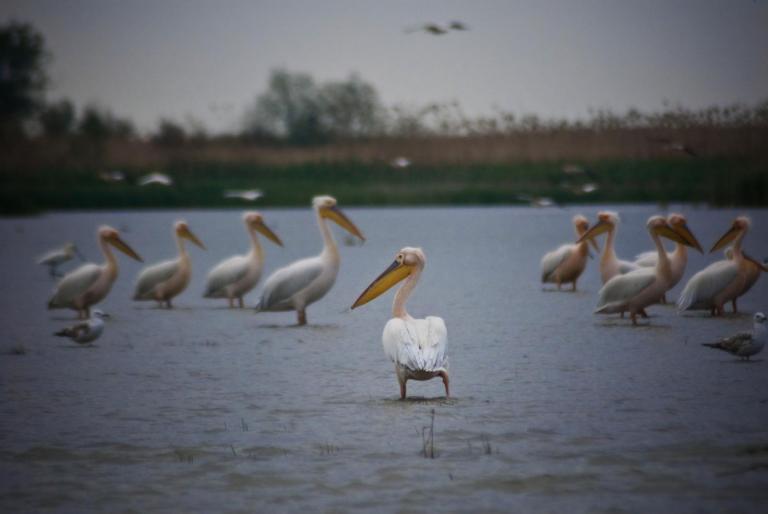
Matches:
[[2, 157, 765, 215]]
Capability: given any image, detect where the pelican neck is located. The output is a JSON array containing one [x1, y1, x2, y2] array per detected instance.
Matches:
[[393, 265, 422, 319]]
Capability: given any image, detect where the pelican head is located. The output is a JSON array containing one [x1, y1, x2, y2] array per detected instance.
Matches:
[[175, 220, 206, 250], [244, 211, 283, 246], [576, 211, 619, 243], [314, 195, 365, 241], [351, 247, 425, 309], [646, 215, 694, 246], [573, 214, 600, 251], [710, 216, 750, 253], [666, 213, 703, 252], [98, 226, 143, 261]]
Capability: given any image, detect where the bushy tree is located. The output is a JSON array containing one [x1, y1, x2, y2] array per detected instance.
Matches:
[[39, 98, 75, 137], [78, 105, 135, 141], [152, 118, 186, 146]]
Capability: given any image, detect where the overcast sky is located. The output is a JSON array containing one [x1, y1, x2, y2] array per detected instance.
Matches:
[[3, 0, 767, 134]]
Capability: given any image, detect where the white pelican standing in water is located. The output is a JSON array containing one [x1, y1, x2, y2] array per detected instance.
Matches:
[[48, 226, 143, 319], [592, 216, 698, 325], [133, 221, 205, 308], [38, 242, 85, 277], [677, 217, 753, 316], [203, 212, 283, 308], [702, 312, 766, 361], [352, 247, 449, 399], [579, 211, 640, 284], [540, 215, 599, 291], [632, 213, 703, 303], [255, 196, 365, 325]]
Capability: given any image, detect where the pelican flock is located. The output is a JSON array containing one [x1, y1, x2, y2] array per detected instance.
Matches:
[[204, 212, 282, 307], [352, 247, 449, 399], [540, 214, 599, 291], [255, 196, 365, 325], [48, 226, 143, 319], [592, 215, 698, 324], [678, 217, 753, 316], [133, 220, 205, 308]]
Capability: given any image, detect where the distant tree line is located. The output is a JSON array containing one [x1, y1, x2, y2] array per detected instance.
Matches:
[[2, 20, 767, 149]]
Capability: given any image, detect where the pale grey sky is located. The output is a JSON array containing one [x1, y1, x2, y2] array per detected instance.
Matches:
[[3, 0, 767, 134]]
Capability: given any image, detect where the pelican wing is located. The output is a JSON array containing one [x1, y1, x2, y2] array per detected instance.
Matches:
[[383, 317, 448, 372], [48, 263, 102, 308], [256, 257, 324, 311], [618, 259, 641, 274], [633, 251, 658, 267], [596, 268, 656, 312], [134, 259, 179, 300], [204, 255, 250, 297], [540, 244, 573, 282], [677, 260, 738, 311]]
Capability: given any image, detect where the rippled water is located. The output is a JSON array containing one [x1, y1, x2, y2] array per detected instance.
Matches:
[[1, 205, 767, 513]]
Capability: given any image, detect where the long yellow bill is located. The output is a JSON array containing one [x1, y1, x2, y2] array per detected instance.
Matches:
[[576, 219, 610, 244], [180, 226, 206, 249], [672, 222, 703, 253], [109, 235, 143, 262], [255, 220, 283, 246], [655, 224, 691, 246], [743, 252, 768, 272], [710, 224, 741, 253], [351, 260, 412, 309], [323, 206, 365, 241]]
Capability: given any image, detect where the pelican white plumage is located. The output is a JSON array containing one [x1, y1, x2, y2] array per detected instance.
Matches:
[[352, 247, 449, 399], [255, 196, 365, 325], [579, 211, 640, 284], [133, 221, 205, 308], [48, 226, 143, 319], [724, 248, 768, 313], [632, 213, 703, 303], [677, 217, 752, 316], [203, 212, 282, 308], [540, 215, 599, 291], [593, 215, 698, 325], [54, 309, 108, 345], [38, 242, 85, 277], [702, 312, 766, 360]]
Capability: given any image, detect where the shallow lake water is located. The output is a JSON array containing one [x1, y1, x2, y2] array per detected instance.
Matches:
[[1, 205, 767, 513]]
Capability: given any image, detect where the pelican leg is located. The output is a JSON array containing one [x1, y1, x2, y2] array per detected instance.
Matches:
[[630, 312, 638, 326], [732, 298, 738, 313], [438, 371, 450, 398], [297, 309, 307, 326], [660, 294, 667, 304], [571, 281, 577, 292], [166, 299, 173, 309], [639, 309, 649, 319], [238, 297, 244, 309], [399, 379, 407, 400]]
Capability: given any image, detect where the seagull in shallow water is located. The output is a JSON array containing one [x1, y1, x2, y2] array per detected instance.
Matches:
[[54, 309, 109, 345], [702, 312, 767, 361]]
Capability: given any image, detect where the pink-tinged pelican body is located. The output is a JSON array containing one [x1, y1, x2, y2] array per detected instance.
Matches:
[[580, 211, 640, 284], [724, 248, 768, 313], [203, 212, 282, 308], [593, 216, 698, 325], [678, 217, 754, 316], [352, 247, 449, 400], [540, 215, 599, 291], [632, 213, 703, 303], [48, 226, 143, 319], [133, 221, 205, 308], [256, 196, 365, 325]]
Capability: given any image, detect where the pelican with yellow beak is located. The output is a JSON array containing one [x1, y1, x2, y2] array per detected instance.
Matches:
[[594, 216, 698, 325], [726, 249, 768, 313], [256, 196, 364, 325], [48, 226, 143, 319], [632, 213, 703, 303], [204, 212, 283, 308], [352, 247, 449, 400], [133, 220, 205, 308], [579, 211, 640, 284], [678, 217, 754, 316], [540, 214, 599, 291]]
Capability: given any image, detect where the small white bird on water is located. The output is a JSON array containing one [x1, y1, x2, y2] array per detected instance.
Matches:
[[54, 309, 109, 345], [38, 242, 85, 277], [352, 247, 449, 400], [224, 189, 263, 202], [702, 312, 767, 361], [139, 173, 173, 186], [133, 221, 205, 308], [204, 212, 282, 308], [255, 196, 365, 325]]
